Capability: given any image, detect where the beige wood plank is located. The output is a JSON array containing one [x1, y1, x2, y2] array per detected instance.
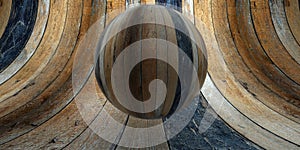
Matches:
[[0, 0, 12, 38]]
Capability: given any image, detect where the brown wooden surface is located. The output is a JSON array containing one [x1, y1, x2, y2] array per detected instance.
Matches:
[[0, 0, 82, 120], [141, 0, 155, 4], [251, 0, 300, 85], [98, 5, 207, 118], [195, 0, 299, 148], [0, 0, 68, 105], [225, 0, 300, 122], [233, 0, 300, 103], [269, 0, 300, 64], [0, 0, 12, 38], [141, 6, 157, 118], [0, 0, 83, 144]]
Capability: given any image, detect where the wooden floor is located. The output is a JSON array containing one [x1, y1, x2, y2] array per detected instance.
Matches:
[[0, 0, 299, 149]]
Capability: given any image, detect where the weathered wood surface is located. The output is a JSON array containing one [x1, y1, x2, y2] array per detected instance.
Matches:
[[0, 0, 68, 106], [251, 0, 300, 85], [0, 0, 299, 149], [0, 0, 50, 84], [96, 5, 207, 119], [285, 0, 300, 44], [196, 0, 300, 148], [269, 0, 300, 64], [226, 0, 300, 122], [0, 0, 12, 38], [0, 0, 81, 119], [0, 0, 83, 145]]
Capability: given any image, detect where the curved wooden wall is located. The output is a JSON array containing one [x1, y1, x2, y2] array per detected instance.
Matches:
[[0, 0, 298, 149]]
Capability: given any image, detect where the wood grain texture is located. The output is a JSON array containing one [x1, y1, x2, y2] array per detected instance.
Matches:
[[269, 0, 300, 64], [0, 0, 82, 120], [251, 0, 300, 85], [234, 0, 300, 103], [0, 0, 50, 84], [285, 0, 300, 44], [196, 0, 300, 148], [0, 0, 68, 104], [225, 0, 300, 123], [0, 0, 38, 72], [96, 5, 207, 119], [0, 0, 12, 38], [0, 0, 299, 149], [0, 0, 83, 144]]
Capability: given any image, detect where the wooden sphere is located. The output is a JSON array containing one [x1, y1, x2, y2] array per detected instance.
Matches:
[[95, 5, 207, 119]]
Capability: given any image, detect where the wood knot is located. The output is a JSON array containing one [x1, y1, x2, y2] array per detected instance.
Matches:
[[250, 0, 257, 9], [75, 120, 80, 126], [284, 0, 290, 7]]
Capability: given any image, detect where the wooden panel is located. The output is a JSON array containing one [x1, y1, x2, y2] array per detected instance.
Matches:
[[251, 0, 300, 85], [0, 0, 68, 103], [0, 0, 12, 37], [225, 0, 300, 122], [195, 0, 300, 148], [116, 117, 169, 149], [65, 100, 128, 149], [0, 0, 299, 149], [97, 5, 207, 118], [114, 5, 168, 149], [106, 0, 126, 25], [233, 0, 300, 102], [101, 0, 128, 117], [0, 0, 82, 120], [141, 6, 157, 118], [0, 0, 50, 84], [159, 6, 179, 116], [0, 0, 83, 144], [285, 0, 300, 44], [269, 0, 300, 64], [141, 0, 155, 4]]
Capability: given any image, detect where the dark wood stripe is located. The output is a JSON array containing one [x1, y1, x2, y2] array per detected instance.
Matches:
[[0, 0, 38, 72]]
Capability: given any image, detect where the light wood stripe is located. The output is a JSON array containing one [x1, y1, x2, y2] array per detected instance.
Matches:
[[0, 0, 12, 38], [285, 0, 300, 45], [269, 0, 300, 64]]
